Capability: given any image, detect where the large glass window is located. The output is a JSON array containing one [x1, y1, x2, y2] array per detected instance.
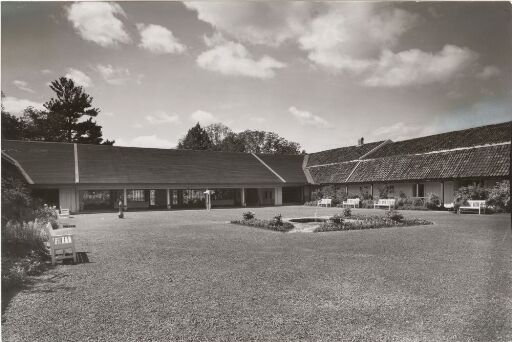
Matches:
[[128, 190, 145, 202], [80, 190, 112, 210]]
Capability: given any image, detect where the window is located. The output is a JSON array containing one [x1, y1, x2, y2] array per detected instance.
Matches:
[[412, 184, 425, 197], [150, 190, 155, 206], [128, 190, 145, 202]]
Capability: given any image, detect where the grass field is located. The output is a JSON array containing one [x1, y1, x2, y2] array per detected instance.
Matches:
[[2, 206, 511, 341]]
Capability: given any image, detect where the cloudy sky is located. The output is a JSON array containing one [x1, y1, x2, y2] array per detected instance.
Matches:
[[2, 1, 511, 152]]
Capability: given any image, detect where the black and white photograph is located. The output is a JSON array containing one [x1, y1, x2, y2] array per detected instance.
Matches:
[[1, 1, 511, 341]]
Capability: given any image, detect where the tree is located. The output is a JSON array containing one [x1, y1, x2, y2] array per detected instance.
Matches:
[[1, 92, 25, 140], [218, 132, 246, 152], [177, 123, 213, 150], [204, 123, 233, 150], [237, 130, 301, 154], [44, 77, 111, 144]]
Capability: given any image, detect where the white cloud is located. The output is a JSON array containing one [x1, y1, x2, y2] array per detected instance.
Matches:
[[41, 69, 52, 74], [67, 2, 130, 47], [1, 96, 44, 114], [137, 23, 186, 54], [190, 110, 218, 125], [145, 111, 180, 124], [289, 106, 330, 128], [476, 65, 500, 80], [197, 39, 285, 79], [298, 3, 418, 73], [13, 80, 35, 93], [363, 45, 478, 87], [116, 135, 175, 149], [372, 122, 435, 141], [96, 64, 131, 85], [185, 2, 312, 46], [103, 111, 115, 117], [65, 68, 93, 87]]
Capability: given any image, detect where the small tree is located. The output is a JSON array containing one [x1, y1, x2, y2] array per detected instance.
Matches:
[[177, 123, 213, 150]]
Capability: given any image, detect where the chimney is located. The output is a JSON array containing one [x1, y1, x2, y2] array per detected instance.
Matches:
[[358, 137, 364, 146]]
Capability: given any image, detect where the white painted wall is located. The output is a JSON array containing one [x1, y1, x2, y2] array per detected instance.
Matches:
[[59, 188, 78, 213], [443, 181, 454, 204]]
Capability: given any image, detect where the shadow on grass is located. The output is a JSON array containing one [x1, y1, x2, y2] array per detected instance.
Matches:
[[1, 251, 91, 318]]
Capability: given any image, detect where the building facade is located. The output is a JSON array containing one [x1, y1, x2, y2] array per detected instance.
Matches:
[[2, 121, 510, 213]]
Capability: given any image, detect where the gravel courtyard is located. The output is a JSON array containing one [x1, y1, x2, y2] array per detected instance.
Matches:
[[2, 206, 511, 341]]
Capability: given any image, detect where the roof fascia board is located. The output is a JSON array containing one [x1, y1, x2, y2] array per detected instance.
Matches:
[[1, 151, 35, 184]]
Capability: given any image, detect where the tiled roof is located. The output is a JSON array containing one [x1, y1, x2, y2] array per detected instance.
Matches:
[[366, 121, 512, 159], [306, 141, 385, 166], [77, 144, 284, 185], [1, 140, 286, 185], [257, 154, 307, 184], [348, 144, 510, 183], [2, 140, 75, 184], [308, 161, 359, 184]]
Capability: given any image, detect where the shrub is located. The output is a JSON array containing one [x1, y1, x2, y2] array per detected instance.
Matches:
[[412, 197, 424, 207], [35, 206, 59, 229], [360, 199, 374, 208], [329, 214, 344, 225], [2, 220, 48, 257], [311, 185, 348, 207], [486, 180, 510, 212], [242, 211, 255, 220], [386, 210, 404, 222], [342, 207, 352, 217], [271, 214, 283, 227], [315, 213, 432, 232], [303, 201, 318, 206], [454, 184, 490, 212], [231, 218, 294, 232], [1, 177, 35, 225], [425, 193, 441, 210]]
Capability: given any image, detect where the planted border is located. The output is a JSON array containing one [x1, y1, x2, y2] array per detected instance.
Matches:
[[314, 213, 432, 232]]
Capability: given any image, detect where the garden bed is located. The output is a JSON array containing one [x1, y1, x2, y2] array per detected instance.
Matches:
[[231, 218, 295, 232], [314, 213, 432, 232]]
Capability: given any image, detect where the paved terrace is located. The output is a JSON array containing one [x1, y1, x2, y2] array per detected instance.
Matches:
[[2, 207, 511, 341]]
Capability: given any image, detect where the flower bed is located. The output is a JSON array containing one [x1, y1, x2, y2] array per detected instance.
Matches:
[[231, 218, 295, 232], [314, 213, 432, 232]]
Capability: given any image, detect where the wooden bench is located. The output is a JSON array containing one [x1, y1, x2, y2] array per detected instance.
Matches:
[[45, 223, 76, 265], [459, 200, 486, 215], [342, 198, 360, 208], [317, 198, 332, 207], [374, 198, 396, 210]]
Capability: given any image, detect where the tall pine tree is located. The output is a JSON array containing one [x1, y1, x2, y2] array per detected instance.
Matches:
[[177, 123, 213, 150]]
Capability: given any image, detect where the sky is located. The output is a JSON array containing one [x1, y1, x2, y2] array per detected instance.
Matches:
[[1, 1, 511, 152]]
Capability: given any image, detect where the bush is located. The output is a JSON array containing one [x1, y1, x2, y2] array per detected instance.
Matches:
[[360, 199, 374, 208], [386, 210, 404, 222], [486, 180, 510, 212], [342, 207, 352, 217], [1, 177, 35, 225], [271, 214, 283, 227], [311, 185, 348, 207], [454, 184, 490, 212], [303, 201, 317, 206], [242, 211, 255, 220], [2, 220, 48, 257], [425, 193, 441, 210], [35, 206, 59, 229], [329, 214, 344, 225]]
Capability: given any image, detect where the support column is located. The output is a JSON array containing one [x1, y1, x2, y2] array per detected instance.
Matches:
[[274, 187, 282, 206], [345, 185, 348, 195], [370, 184, 374, 198], [123, 188, 127, 209], [241, 188, 246, 207], [441, 182, 445, 206], [166, 189, 171, 209]]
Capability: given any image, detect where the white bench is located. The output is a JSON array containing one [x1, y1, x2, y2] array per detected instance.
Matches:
[[374, 198, 396, 210], [343, 198, 360, 208], [459, 200, 486, 215], [317, 198, 332, 207], [45, 223, 76, 265]]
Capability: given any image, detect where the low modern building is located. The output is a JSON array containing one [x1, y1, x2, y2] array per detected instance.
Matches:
[[2, 121, 510, 213]]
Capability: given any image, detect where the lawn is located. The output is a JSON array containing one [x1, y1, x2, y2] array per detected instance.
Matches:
[[2, 206, 511, 341]]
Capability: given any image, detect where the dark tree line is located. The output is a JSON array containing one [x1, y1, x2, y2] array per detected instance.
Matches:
[[1, 77, 114, 145], [178, 122, 304, 155]]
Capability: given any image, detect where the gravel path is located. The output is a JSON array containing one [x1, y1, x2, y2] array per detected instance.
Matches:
[[2, 207, 511, 341]]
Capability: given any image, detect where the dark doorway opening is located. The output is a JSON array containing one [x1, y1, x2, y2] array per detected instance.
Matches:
[[283, 187, 303, 204], [32, 189, 59, 207], [245, 188, 259, 206]]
